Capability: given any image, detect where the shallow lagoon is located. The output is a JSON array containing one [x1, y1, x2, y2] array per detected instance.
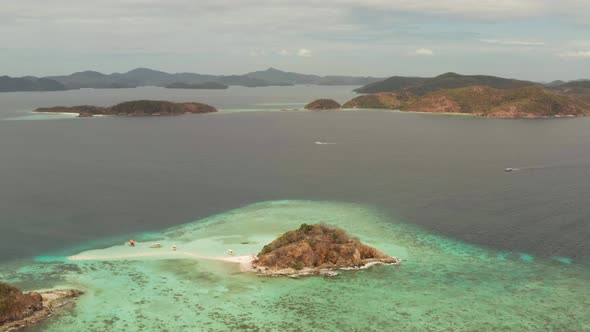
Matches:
[[2, 200, 589, 331]]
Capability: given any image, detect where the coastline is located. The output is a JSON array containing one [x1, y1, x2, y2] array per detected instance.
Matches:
[[250, 259, 401, 277], [341, 108, 583, 118]]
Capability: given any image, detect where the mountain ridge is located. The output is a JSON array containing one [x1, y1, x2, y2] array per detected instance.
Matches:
[[0, 67, 385, 92], [3, 68, 588, 93]]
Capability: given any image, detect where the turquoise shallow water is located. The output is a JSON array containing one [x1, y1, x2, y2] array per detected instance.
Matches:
[[2, 200, 590, 331]]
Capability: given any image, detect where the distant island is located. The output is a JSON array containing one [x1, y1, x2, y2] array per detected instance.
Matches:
[[559, 80, 590, 89], [2, 68, 589, 93], [0, 67, 384, 92], [296, 71, 590, 118], [251, 224, 400, 277], [0, 282, 82, 331], [312, 85, 589, 118], [34, 100, 218, 117], [165, 82, 228, 89], [354, 72, 537, 95], [0, 76, 66, 92]]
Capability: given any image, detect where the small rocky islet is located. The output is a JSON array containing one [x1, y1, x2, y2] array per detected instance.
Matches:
[[34, 100, 218, 117], [251, 223, 400, 277]]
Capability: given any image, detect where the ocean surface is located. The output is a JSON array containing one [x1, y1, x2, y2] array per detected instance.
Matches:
[[1, 86, 590, 331]]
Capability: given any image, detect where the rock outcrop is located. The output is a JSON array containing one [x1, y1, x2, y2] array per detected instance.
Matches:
[[252, 224, 399, 276], [304, 99, 341, 110], [0, 282, 82, 331], [34, 100, 218, 117], [0, 282, 42, 325]]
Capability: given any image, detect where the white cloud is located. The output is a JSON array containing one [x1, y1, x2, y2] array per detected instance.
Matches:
[[297, 48, 312, 57], [414, 48, 434, 56], [276, 48, 312, 57], [480, 39, 545, 46], [558, 50, 590, 58]]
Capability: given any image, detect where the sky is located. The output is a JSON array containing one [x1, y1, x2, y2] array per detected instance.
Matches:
[[1, 0, 589, 81]]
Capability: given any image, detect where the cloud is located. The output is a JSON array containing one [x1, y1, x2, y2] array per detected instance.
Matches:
[[558, 50, 590, 58], [414, 48, 434, 56], [276, 48, 312, 57], [297, 48, 312, 57], [480, 39, 545, 46]]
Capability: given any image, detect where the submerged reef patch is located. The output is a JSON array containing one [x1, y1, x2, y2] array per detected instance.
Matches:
[[1, 200, 589, 331]]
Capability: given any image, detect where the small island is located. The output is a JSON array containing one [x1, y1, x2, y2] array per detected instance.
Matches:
[[165, 82, 228, 90], [0, 282, 82, 332], [34, 100, 218, 117], [251, 224, 400, 277], [304, 99, 342, 110]]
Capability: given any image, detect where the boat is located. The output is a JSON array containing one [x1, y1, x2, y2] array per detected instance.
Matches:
[[505, 168, 514, 172]]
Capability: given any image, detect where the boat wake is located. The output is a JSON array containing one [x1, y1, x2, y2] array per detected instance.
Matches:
[[505, 163, 589, 173]]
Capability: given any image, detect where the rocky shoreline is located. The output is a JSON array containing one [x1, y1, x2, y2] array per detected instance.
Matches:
[[0, 287, 82, 332], [250, 258, 401, 278]]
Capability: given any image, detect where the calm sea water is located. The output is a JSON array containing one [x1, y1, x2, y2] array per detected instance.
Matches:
[[2, 86, 590, 330], [1, 86, 590, 261]]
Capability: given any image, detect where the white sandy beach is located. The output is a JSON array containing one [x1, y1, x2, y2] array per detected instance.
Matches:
[[68, 250, 255, 271]]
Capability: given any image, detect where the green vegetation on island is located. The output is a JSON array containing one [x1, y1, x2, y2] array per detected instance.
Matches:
[[343, 92, 416, 109], [355, 72, 536, 95]]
